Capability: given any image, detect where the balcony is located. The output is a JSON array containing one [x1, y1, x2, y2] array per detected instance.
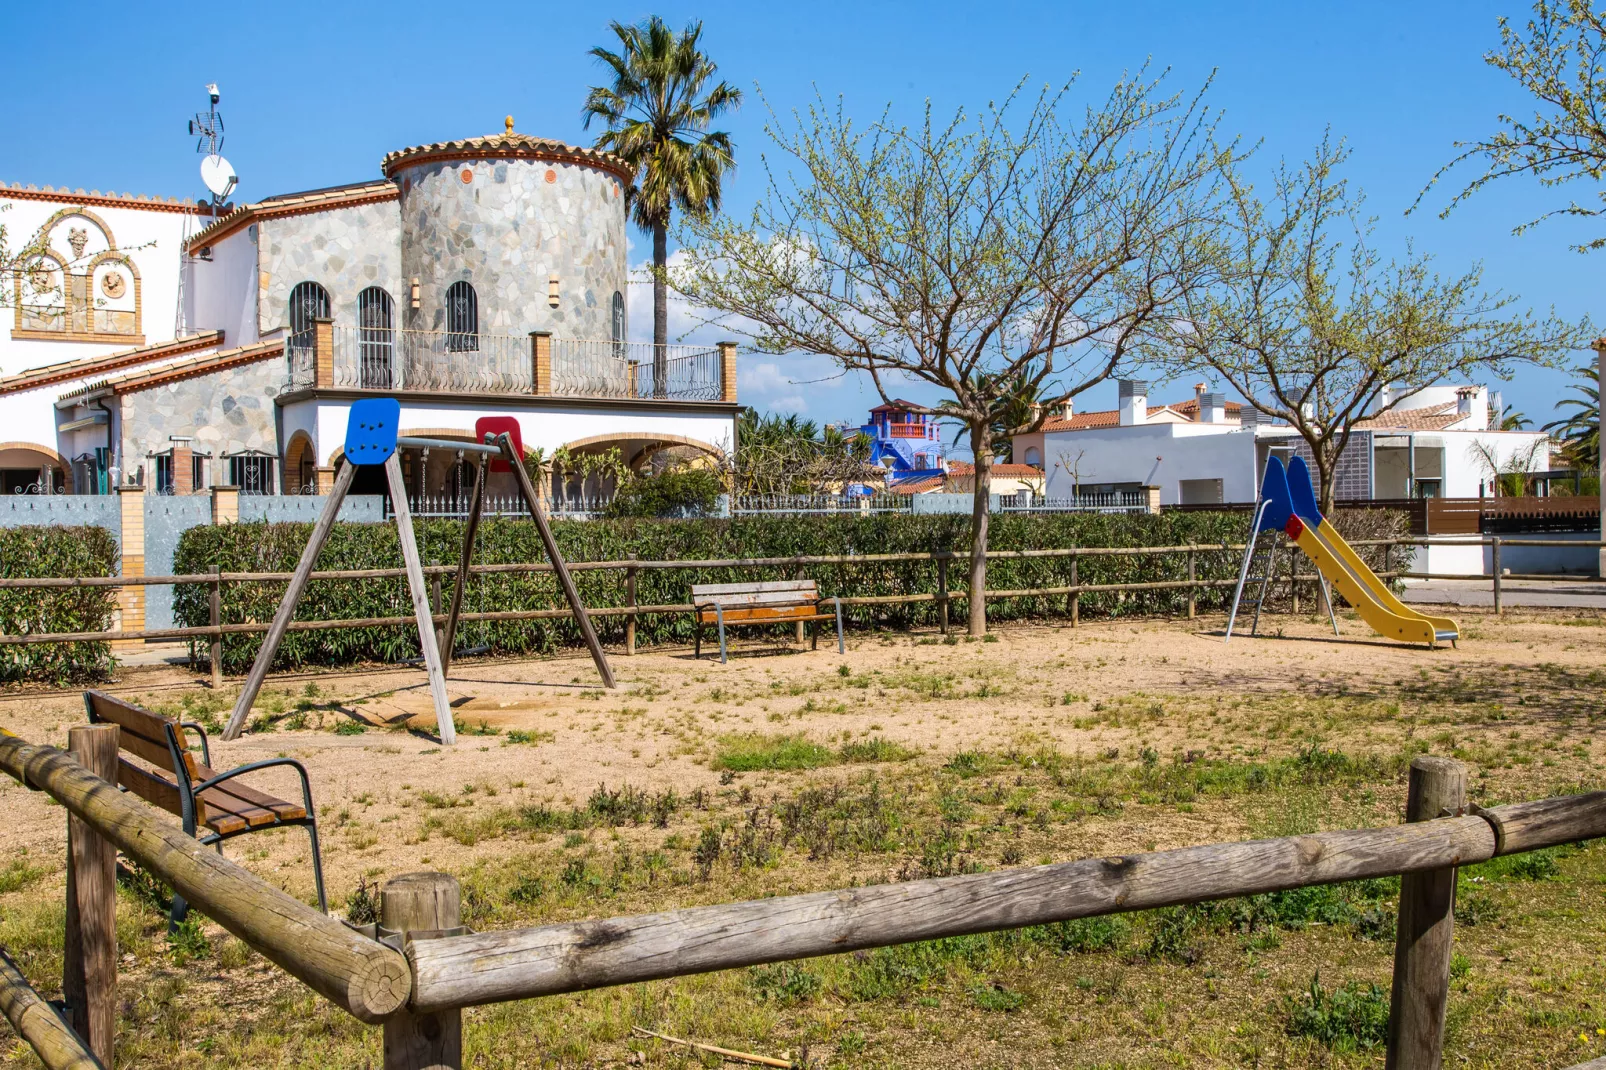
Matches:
[[285, 323, 731, 403]]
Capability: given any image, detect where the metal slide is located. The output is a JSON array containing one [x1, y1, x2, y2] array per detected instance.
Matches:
[[1277, 457, 1459, 648]]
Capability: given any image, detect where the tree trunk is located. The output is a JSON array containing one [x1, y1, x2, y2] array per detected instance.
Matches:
[[967, 423, 991, 636], [652, 220, 669, 399], [1316, 447, 1338, 515]]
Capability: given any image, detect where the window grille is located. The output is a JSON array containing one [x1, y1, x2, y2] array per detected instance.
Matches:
[[445, 281, 479, 352], [289, 281, 331, 353], [153, 453, 174, 495], [192, 454, 206, 491], [230, 453, 274, 496], [358, 287, 395, 388], [611, 290, 625, 355]]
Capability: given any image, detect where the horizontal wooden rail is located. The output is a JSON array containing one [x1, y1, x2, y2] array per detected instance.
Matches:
[[0, 734, 409, 1023], [403, 791, 1606, 1012], [0, 946, 102, 1070]]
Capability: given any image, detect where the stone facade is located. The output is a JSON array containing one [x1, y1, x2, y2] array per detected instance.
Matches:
[[396, 156, 627, 341], [259, 200, 405, 334], [118, 357, 283, 485]]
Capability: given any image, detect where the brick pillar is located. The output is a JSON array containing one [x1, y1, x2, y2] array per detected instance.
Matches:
[[718, 341, 738, 402], [114, 485, 145, 650], [172, 444, 194, 495], [1142, 485, 1162, 514], [314, 316, 335, 388], [315, 466, 336, 494], [211, 484, 239, 525], [530, 331, 552, 395]]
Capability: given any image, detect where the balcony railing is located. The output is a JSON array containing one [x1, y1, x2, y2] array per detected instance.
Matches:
[[285, 327, 726, 402], [550, 340, 722, 401]]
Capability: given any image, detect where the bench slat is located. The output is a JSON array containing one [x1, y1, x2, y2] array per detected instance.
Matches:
[[695, 591, 819, 609], [85, 691, 197, 778], [699, 606, 831, 624], [691, 580, 817, 597]]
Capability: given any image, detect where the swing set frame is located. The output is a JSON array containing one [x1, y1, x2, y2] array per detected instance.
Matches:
[[219, 402, 615, 746]]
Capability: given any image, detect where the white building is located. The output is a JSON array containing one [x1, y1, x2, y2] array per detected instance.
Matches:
[[1010, 381, 1551, 507], [0, 121, 737, 499]]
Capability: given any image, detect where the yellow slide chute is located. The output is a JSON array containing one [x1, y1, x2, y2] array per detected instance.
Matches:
[[1255, 457, 1458, 648]]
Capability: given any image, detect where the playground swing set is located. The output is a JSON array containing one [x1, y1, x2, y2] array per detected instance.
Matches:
[[1226, 455, 1459, 648], [218, 399, 615, 746]]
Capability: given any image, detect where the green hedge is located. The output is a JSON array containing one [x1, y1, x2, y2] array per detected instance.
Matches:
[[173, 510, 1405, 674], [0, 525, 119, 685]]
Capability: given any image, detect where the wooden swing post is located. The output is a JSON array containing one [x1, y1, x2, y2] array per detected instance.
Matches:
[[497, 433, 616, 689], [440, 449, 489, 679]]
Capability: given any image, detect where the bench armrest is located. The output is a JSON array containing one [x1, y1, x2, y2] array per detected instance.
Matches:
[[180, 721, 212, 766], [193, 757, 316, 817]]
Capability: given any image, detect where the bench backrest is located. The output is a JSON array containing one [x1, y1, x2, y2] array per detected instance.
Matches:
[[691, 580, 820, 623], [83, 690, 201, 820]]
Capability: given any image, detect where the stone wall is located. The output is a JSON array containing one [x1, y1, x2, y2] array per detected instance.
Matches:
[[259, 199, 405, 333], [397, 156, 627, 342], [118, 355, 283, 486]]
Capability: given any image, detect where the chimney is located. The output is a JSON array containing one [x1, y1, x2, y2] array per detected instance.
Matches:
[[1240, 407, 1259, 431], [1455, 386, 1475, 416], [1200, 392, 1227, 424], [1194, 382, 1207, 412], [1118, 380, 1148, 426]]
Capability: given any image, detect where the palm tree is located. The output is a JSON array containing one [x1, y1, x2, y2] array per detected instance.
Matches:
[[1542, 363, 1601, 470], [582, 17, 742, 394]]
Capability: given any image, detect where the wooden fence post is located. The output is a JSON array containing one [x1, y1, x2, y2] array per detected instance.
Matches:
[[625, 554, 638, 656], [1490, 537, 1503, 615], [936, 556, 949, 635], [1069, 553, 1079, 628], [208, 566, 223, 690], [383, 873, 462, 1070], [64, 725, 118, 1068], [1386, 756, 1468, 1070], [1186, 544, 1197, 620]]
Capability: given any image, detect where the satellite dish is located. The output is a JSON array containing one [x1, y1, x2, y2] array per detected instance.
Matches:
[[200, 154, 237, 197]]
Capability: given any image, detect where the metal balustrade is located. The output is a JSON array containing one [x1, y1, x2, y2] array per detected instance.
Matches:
[[550, 340, 722, 401]]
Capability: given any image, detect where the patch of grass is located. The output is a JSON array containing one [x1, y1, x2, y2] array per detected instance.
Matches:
[[1465, 846, 1568, 883], [504, 728, 555, 745], [747, 961, 824, 1004], [714, 733, 837, 772], [332, 720, 367, 736], [839, 736, 916, 763], [1285, 974, 1390, 1052], [0, 858, 45, 894], [969, 980, 1023, 1010]]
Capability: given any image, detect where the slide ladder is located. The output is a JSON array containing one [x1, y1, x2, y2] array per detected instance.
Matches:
[[1225, 470, 1338, 642]]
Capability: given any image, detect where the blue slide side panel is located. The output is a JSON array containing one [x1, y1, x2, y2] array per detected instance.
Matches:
[[1257, 458, 1294, 532], [1286, 456, 1325, 524], [344, 398, 401, 466]]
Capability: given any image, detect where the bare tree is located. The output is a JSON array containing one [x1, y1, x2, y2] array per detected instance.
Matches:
[[1415, 0, 1606, 251], [1166, 136, 1579, 512], [673, 70, 1233, 633]]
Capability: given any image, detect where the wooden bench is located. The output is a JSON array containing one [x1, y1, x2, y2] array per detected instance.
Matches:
[[83, 690, 327, 924], [692, 580, 845, 663]]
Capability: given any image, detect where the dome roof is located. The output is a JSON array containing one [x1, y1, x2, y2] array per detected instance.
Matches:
[[381, 120, 633, 181]]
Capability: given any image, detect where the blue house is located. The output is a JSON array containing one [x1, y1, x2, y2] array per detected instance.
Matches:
[[855, 400, 947, 485]]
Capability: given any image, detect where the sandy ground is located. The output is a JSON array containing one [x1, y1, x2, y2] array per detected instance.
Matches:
[[2, 603, 1602, 908]]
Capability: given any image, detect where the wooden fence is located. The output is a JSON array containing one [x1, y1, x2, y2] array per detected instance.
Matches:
[[1, 728, 1603, 1068], [0, 538, 1601, 679]]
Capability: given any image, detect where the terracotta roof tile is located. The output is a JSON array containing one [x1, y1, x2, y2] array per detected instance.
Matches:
[[887, 475, 946, 494], [188, 181, 399, 251], [62, 339, 282, 398], [1041, 397, 1243, 432], [1, 182, 196, 213], [947, 462, 1044, 477], [381, 130, 632, 180], [1355, 402, 1463, 431], [0, 332, 224, 397]]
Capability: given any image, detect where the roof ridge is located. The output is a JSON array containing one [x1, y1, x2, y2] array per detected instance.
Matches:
[[2, 180, 195, 206], [0, 331, 224, 397]]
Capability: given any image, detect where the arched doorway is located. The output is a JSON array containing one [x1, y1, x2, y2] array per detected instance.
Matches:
[[0, 444, 68, 495]]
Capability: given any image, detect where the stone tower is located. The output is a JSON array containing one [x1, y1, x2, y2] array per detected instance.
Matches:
[[383, 119, 632, 341]]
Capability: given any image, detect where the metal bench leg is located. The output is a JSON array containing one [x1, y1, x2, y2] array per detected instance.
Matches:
[[811, 616, 818, 651], [835, 598, 845, 654], [694, 618, 701, 660], [305, 818, 329, 914], [716, 604, 728, 664]]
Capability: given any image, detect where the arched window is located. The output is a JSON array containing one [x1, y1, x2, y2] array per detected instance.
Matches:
[[611, 291, 625, 348], [445, 281, 478, 352], [287, 279, 330, 371], [1023, 446, 1042, 467], [358, 287, 394, 389]]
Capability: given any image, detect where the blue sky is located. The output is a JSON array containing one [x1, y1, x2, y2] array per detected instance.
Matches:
[[4, 0, 1599, 442]]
